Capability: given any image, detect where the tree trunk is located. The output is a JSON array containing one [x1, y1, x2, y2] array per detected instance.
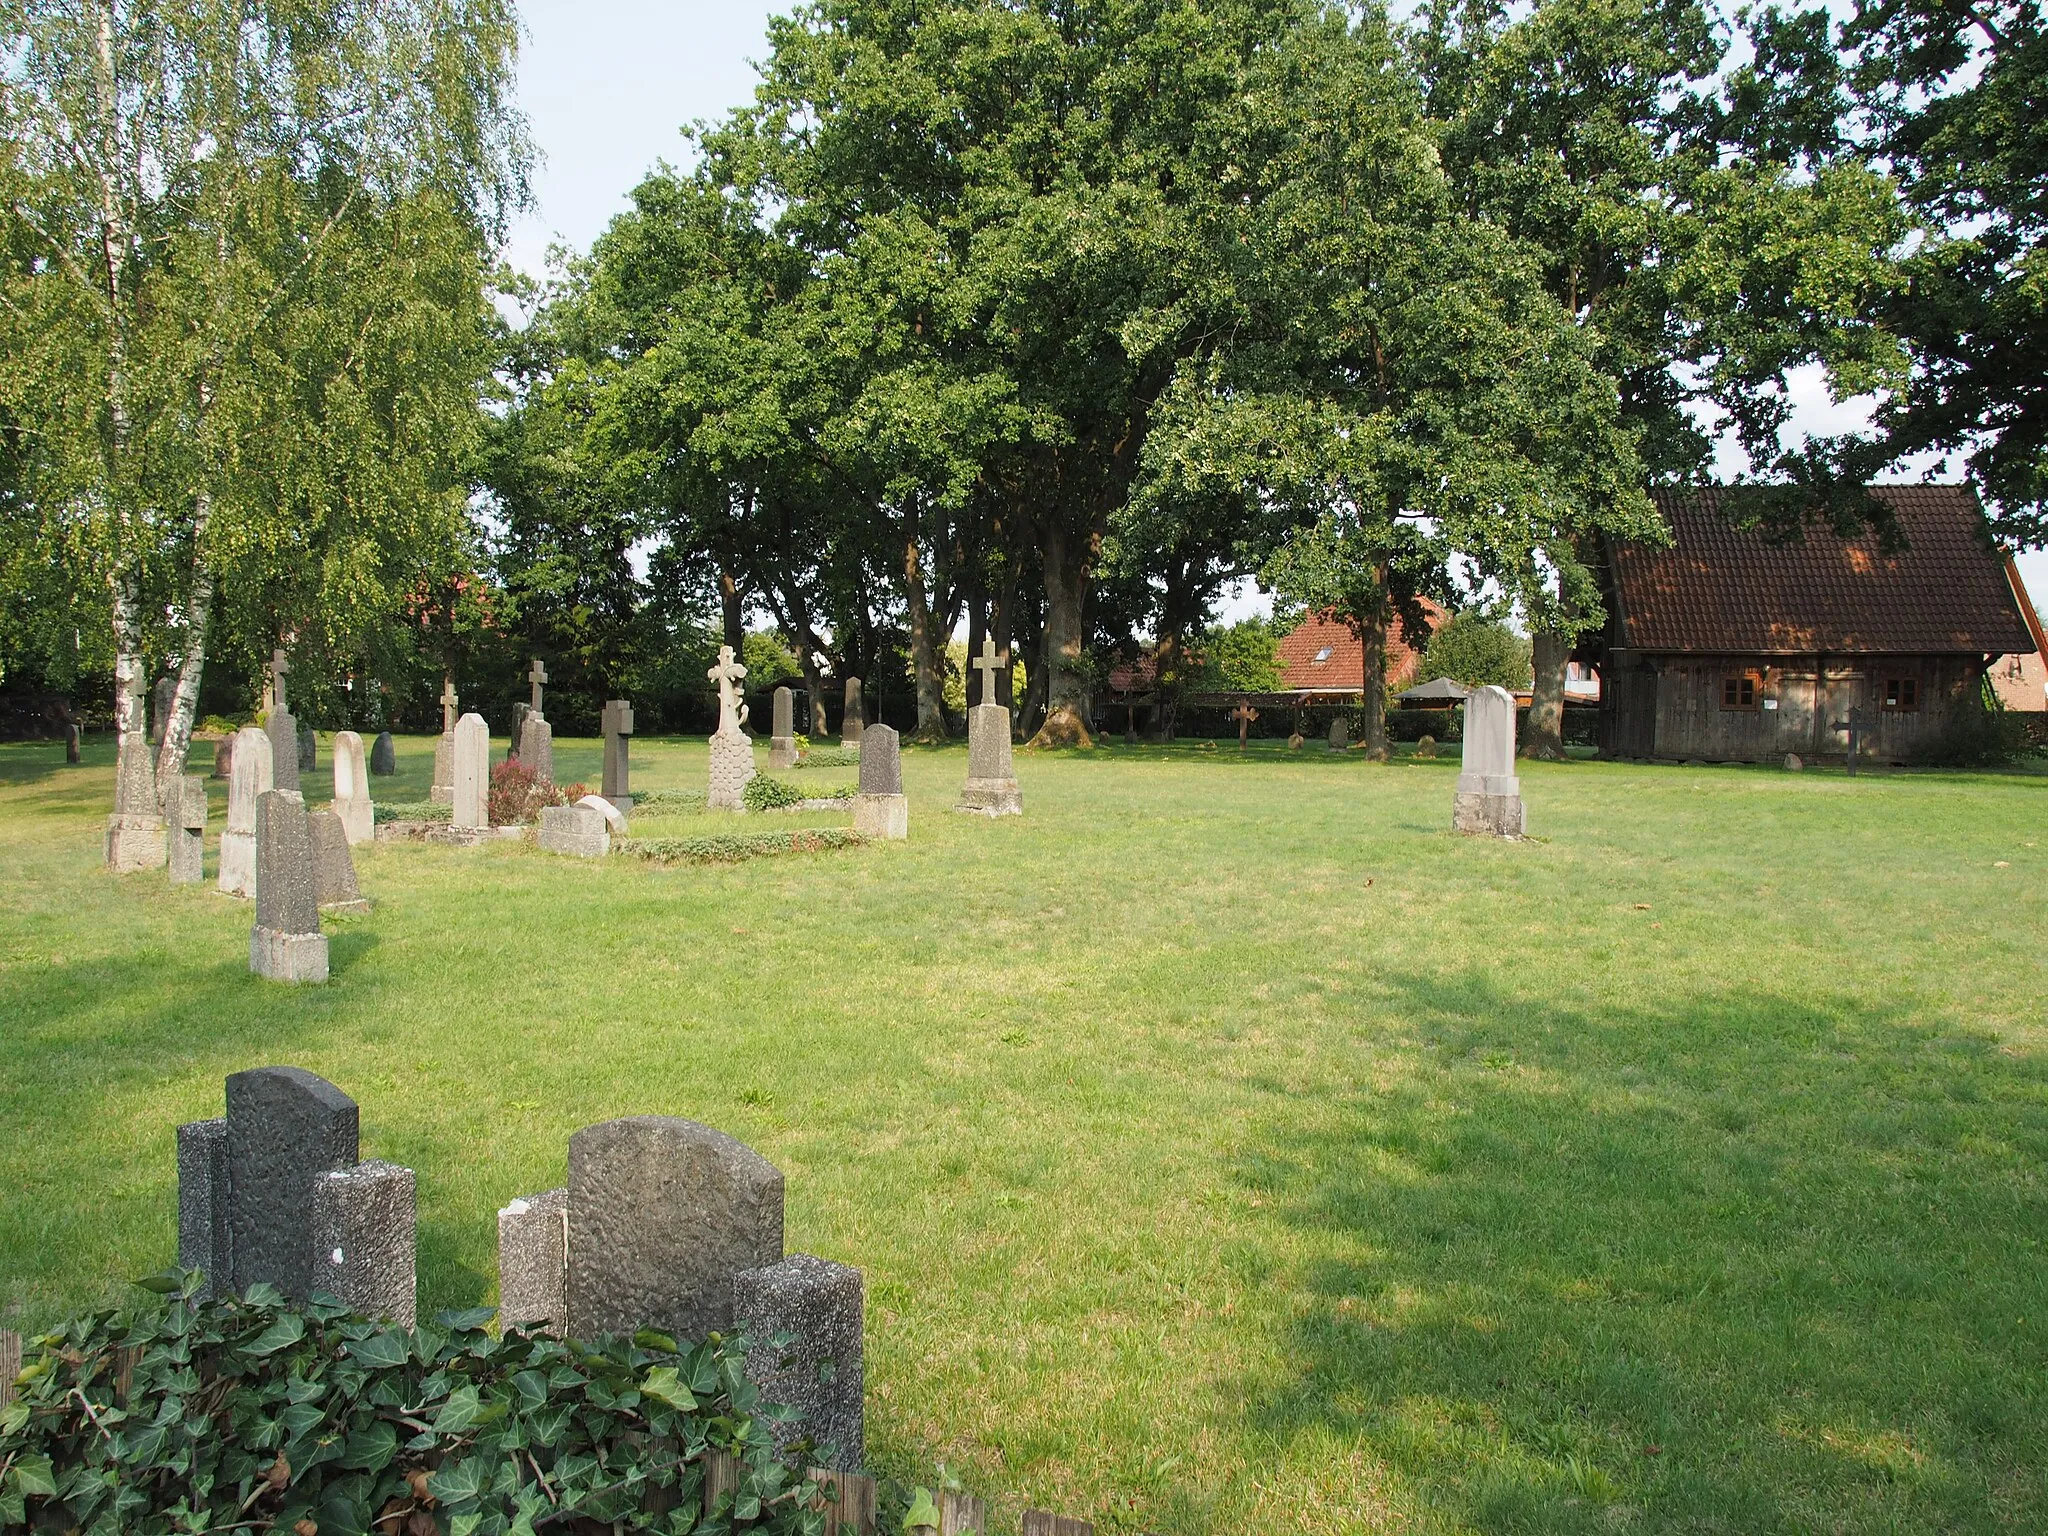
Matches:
[[1026, 519, 1093, 748], [154, 491, 215, 803], [108, 572, 153, 821], [1526, 628, 1570, 760], [1358, 599, 1390, 759], [903, 523, 948, 742], [719, 567, 744, 655]]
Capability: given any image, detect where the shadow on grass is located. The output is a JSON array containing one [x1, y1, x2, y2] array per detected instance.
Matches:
[[1232, 968, 2047, 1533]]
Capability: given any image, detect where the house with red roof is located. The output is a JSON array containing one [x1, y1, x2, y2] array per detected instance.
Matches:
[[1591, 486, 2038, 762]]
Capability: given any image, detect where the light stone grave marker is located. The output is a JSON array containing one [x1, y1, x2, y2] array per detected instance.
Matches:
[[518, 658, 554, 782], [332, 729, 373, 844], [768, 685, 798, 769], [537, 803, 609, 857], [854, 722, 908, 838], [958, 638, 1022, 816], [451, 711, 490, 829], [213, 735, 233, 778], [151, 675, 176, 746], [706, 645, 756, 811], [839, 676, 864, 748], [178, 1066, 415, 1323], [218, 726, 273, 897], [309, 809, 369, 914], [1328, 714, 1349, 751], [169, 774, 207, 884], [251, 788, 328, 982], [105, 678, 167, 872], [1452, 684, 1525, 837], [430, 678, 459, 804], [601, 698, 634, 809]]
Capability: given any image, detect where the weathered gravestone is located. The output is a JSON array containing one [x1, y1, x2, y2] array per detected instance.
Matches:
[[309, 809, 370, 915], [430, 679, 459, 804], [331, 729, 373, 845], [1328, 715, 1349, 751], [151, 675, 176, 747], [578, 793, 627, 835], [177, 1066, 416, 1323], [706, 646, 756, 811], [1231, 700, 1259, 751], [105, 702, 167, 872], [537, 803, 610, 857], [734, 1255, 865, 1471], [266, 650, 301, 795], [958, 639, 1022, 816], [518, 659, 554, 783], [839, 677, 864, 748], [297, 726, 316, 775], [213, 735, 232, 778], [370, 730, 397, 776], [494, 1117, 863, 1467], [250, 789, 328, 983], [169, 774, 207, 884], [768, 686, 798, 770], [1452, 684, 1525, 838], [600, 699, 634, 810], [218, 726, 273, 898], [853, 723, 908, 839], [66, 723, 81, 764], [451, 711, 490, 830]]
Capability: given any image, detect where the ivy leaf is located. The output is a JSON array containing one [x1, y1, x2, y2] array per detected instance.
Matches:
[[429, 1456, 484, 1505], [344, 1332, 409, 1370], [432, 1384, 482, 1434], [632, 1328, 678, 1354], [338, 1419, 398, 1472], [243, 1314, 307, 1357], [243, 1283, 287, 1308], [10, 1454, 57, 1497], [640, 1366, 697, 1411], [903, 1487, 942, 1531], [436, 1308, 498, 1334]]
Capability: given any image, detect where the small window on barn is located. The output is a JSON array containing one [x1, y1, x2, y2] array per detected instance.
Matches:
[[1720, 673, 1758, 710], [1312, 646, 1333, 664], [1883, 676, 1919, 711]]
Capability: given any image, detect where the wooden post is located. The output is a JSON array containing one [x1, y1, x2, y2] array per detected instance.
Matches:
[[703, 1449, 739, 1515], [0, 1329, 19, 1410], [1022, 1514, 1094, 1536], [806, 1467, 879, 1534], [940, 1490, 987, 1535]]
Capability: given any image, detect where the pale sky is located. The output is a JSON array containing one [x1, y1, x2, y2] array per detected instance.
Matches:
[[506, 0, 2048, 617]]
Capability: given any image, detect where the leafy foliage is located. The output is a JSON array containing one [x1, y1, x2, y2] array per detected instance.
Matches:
[[741, 776, 807, 812], [792, 749, 860, 770], [0, 1273, 827, 1535], [1420, 615, 1535, 692], [1909, 677, 2039, 768], [488, 760, 582, 826], [1196, 621, 1288, 694], [373, 801, 454, 826], [625, 788, 710, 816], [615, 830, 866, 865]]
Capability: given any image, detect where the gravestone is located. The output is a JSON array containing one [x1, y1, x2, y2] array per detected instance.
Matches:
[[451, 712, 490, 829], [213, 735, 232, 778], [218, 726, 274, 898], [177, 1066, 415, 1322], [151, 675, 176, 747], [564, 1116, 784, 1340], [66, 723, 81, 764], [839, 677, 864, 748], [853, 723, 908, 839], [430, 679, 459, 804], [578, 792, 627, 834], [1783, 752, 1804, 771], [250, 789, 328, 982], [735, 1255, 865, 1470], [518, 659, 554, 782], [958, 639, 1022, 817], [768, 686, 798, 770], [1328, 715, 1349, 751], [506, 701, 527, 761], [601, 699, 635, 810], [537, 803, 609, 857], [1416, 734, 1438, 759], [706, 645, 757, 811], [1231, 700, 1259, 751], [331, 730, 373, 845], [370, 731, 396, 776], [266, 650, 301, 795], [498, 1187, 569, 1334], [309, 809, 370, 915], [297, 726, 316, 775], [105, 711, 167, 872], [1288, 731, 1304, 750], [1452, 684, 1525, 837], [169, 774, 207, 884]]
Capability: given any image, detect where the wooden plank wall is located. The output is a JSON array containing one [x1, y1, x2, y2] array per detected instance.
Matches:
[[0, 1328, 18, 1411]]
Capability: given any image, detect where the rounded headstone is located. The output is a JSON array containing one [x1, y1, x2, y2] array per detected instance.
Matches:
[[370, 731, 397, 776]]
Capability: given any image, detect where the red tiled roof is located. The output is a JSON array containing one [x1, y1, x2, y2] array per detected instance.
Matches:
[[1275, 605, 1441, 691], [1611, 486, 2036, 655]]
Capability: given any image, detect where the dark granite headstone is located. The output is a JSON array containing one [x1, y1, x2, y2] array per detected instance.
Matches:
[[252, 790, 326, 982], [224, 1067, 359, 1300], [735, 1254, 865, 1470], [370, 731, 396, 776], [311, 1161, 416, 1324], [857, 724, 902, 795], [565, 1116, 784, 1341], [176, 1118, 231, 1293]]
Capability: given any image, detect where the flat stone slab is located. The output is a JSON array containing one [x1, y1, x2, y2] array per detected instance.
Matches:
[[538, 803, 610, 857], [852, 792, 908, 840], [499, 1187, 569, 1335], [251, 925, 330, 983], [105, 815, 167, 872]]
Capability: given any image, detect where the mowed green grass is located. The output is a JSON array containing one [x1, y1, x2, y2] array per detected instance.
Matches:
[[2, 733, 2044, 1534]]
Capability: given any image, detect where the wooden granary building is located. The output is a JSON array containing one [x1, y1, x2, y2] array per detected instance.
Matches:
[[1591, 486, 2039, 763]]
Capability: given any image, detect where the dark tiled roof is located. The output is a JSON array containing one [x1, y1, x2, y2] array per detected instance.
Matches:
[[1612, 486, 2036, 655]]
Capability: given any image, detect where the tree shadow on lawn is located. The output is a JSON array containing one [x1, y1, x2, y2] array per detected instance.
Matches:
[[1232, 968, 2047, 1534]]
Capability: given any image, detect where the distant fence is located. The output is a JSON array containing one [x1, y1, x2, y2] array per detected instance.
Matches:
[[0, 1328, 1115, 1535]]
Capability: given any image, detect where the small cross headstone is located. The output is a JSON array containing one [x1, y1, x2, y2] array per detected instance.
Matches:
[[441, 679, 459, 732], [707, 648, 756, 809], [960, 646, 1022, 816], [1231, 700, 1259, 751], [973, 636, 1006, 707], [527, 657, 548, 714], [271, 649, 291, 712]]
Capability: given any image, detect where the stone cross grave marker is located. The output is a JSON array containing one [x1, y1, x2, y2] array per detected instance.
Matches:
[[178, 1066, 415, 1323], [332, 730, 373, 844], [267, 648, 301, 795], [707, 646, 756, 811], [959, 641, 1022, 816], [768, 685, 798, 769], [219, 726, 273, 897], [169, 774, 207, 884], [973, 636, 1004, 706], [517, 658, 554, 782], [451, 712, 490, 829], [840, 676, 864, 747], [1831, 703, 1873, 775], [251, 789, 328, 982], [528, 657, 548, 713], [431, 679, 458, 805], [1452, 684, 1525, 837], [106, 706, 167, 872], [601, 699, 635, 807], [1231, 700, 1259, 751], [854, 722, 908, 838]]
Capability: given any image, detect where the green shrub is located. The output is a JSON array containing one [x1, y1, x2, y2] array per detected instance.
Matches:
[[0, 1272, 823, 1534], [794, 748, 858, 769], [616, 829, 865, 865], [627, 788, 709, 814], [1911, 677, 2037, 768], [1420, 612, 1532, 691], [373, 800, 451, 824], [742, 775, 806, 811]]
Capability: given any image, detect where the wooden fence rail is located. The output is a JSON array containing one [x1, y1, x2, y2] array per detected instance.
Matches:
[[0, 1329, 1107, 1534]]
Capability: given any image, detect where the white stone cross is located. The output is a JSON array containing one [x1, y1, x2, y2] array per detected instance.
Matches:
[[528, 658, 548, 713], [441, 678, 459, 731], [708, 645, 749, 732], [271, 648, 290, 710], [974, 636, 1007, 707]]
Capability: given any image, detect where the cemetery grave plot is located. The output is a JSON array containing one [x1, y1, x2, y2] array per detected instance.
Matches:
[[2, 734, 2045, 1535]]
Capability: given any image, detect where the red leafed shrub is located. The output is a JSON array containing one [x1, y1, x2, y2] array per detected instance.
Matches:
[[488, 757, 588, 825]]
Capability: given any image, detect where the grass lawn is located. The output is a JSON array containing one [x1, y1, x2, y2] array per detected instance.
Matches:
[[2, 733, 2044, 1533]]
